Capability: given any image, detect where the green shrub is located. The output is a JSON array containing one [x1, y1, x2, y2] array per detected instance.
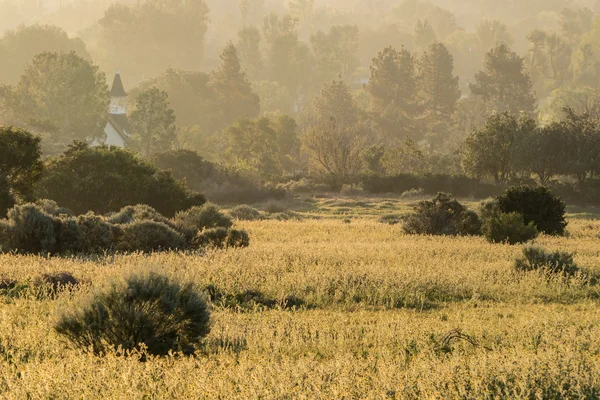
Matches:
[[0, 176, 15, 219], [55, 272, 211, 356], [108, 204, 173, 226], [1, 204, 58, 254], [402, 193, 481, 236], [226, 229, 250, 248], [515, 246, 579, 277], [378, 214, 402, 225], [229, 205, 263, 221], [174, 203, 233, 235], [482, 212, 538, 244], [35, 199, 73, 217], [118, 221, 186, 253], [193, 227, 229, 249], [53, 216, 83, 254], [77, 213, 119, 253], [497, 186, 567, 235]]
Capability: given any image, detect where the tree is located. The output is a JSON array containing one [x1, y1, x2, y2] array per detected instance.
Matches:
[[237, 26, 263, 80], [9, 52, 109, 143], [527, 30, 572, 96], [302, 119, 373, 182], [477, 20, 513, 51], [381, 138, 426, 175], [461, 112, 536, 184], [470, 44, 536, 116], [418, 42, 461, 150], [36, 142, 204, 216], [208, 43, 260, 130], [560, 107, 600, 183], [366, 46, 419, 143], [97, 0, 210, 83], [129, 88, 177, 157], [0, 126, 43, 201], [313, 76, 358, 125], [239, 0, 266, 24], [310, 25, 360, 84], [414, 20, 437, 51], [0, 24, 91, 85], [520, 123, 571, 185]]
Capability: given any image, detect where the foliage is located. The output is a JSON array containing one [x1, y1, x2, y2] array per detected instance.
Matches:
[[0, 24, 91, 85], [0, 176, 15, 219], [0, 126, 43, 201], [194, 228, 250, 249], [402, 193, 481, 236], [229, 205, 263, 221], [117, 221, 186, 253], [313, 76, 358, 125], [174, 204, 233, 236], [36, 142, 203, 216], [481, 211, 538, 245], [0, 203, 58, 254], [8, 52, 109, 142], [310, 25, 360, 85], [497, 186, 567, 235], [55, 272, 211, 356], [515, 246, 579, 277]]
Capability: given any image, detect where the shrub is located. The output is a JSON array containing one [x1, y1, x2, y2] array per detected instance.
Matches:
[[402, 193, 481, 236], [1, 204, 58, 254], [174, 203, 232, 235], [482, 212, 538, 244], [0, 176, 15, 219], [118, 221, 186, 253], [226, 229, 250, 248], [193, 228, 229, 249], [340, 184, 364, 196], [36, 142, 204, 216], [77, 213, 119, 253], [108, 204, 173, 226], [34, 271, 80, 295], [497, 186, 567, 235], [378, 214, 402, 225], [55, 272, 211, 356], [515, 246, 579, 277], [35, 199, 73, 217], [229, 205, 263, 221], [264, 200, 287, 214]]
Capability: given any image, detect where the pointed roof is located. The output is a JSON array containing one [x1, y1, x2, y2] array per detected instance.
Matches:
[[110, 69, 127, 97], [107, 113, 129, 140]]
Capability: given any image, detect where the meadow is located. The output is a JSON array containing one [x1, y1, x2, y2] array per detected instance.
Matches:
[[1, 197, 600, 399]]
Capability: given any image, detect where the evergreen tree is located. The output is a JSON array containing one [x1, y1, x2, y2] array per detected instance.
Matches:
[[310, 25, 360, 85], [208, 42, 261, 129], [129, 88, 177, 157], [418, 42, 461, 150], [366, 46, 419, 143], [313, 76, 358, 125], [414, 20, 437, 51], [470, 44, 536, 115], [237, 26, 263, 80]]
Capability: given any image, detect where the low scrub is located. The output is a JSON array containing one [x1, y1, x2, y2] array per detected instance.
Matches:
[[515, 246, 579, 277], [402, 193, 481, 236], [55, 272, 211, 356], [480, 199, 538, 244], [194, 228, 250, 249], [229, 205, 263, 221], [0, 202, 249, 255], [378, 214, 402, 225]]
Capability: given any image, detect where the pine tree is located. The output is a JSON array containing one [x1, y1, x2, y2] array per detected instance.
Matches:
[[418, 42, 461, 150], [237, 26, 263, 80], [470, 44, 536, 115], [313, 76, 357, 125], [208, 42, 260, 129], [366, 46, 419, 143]]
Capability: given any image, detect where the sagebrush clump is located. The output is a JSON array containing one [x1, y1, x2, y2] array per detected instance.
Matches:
[[229, 205, 263, 221], [55, 272, 211, 356], [515, 246, 579, 277], [403, 193, 481, 236]]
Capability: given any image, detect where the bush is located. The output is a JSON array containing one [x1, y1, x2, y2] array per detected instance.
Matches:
[[226, 229, 250, 248], [229, 205, 263, 221], [264, 200, 287, 214], [1, 204, 58, 254], [340, 184, 364, 196], [55, 272, 211, 356], [0, 176, 15, 219], [77, 213, 119, 253], [35, 199, 73, 217], [174, 203, 233, 235], [194, 228, 250, 249], [378, 214, 402, 225], [36, 142, 204, 216], [118, 221, 186, 253], [34, 271, 80, 294], [482, 211, 538, 244], [107, 204, 173, 226], [402, 193, 481, 236], [497, 186, 567, 235], [515, 246, 579, 277]]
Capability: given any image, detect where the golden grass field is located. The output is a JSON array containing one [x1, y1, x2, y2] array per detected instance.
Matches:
[[1, 197, 600, 399]]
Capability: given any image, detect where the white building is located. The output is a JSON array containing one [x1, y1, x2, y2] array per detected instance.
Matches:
[[101, 70, 129, 147]]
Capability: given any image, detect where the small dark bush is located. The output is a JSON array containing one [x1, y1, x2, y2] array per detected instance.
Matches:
[[175, 203, 233, 234], [226, 229, 250, 248], [0, 176, 15, 219], [77, 213, 118, 253], [34, 271, 80, 295], [193, 228, 229, 249], [402, 193, 481, 236], [55, 272, 211, 356], [482, 211, 538, 244], [118, 221, 187, 253], [515, 246, 579, 277], [377, 214, 402, 225], [229, 205, 263, 221], [497, 186, 567, 235]]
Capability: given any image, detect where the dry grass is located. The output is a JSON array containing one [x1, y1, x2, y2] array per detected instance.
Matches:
[[1, 201, 600, 398]]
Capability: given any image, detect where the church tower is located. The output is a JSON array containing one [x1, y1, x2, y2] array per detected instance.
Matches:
[[102, 69, 130, 147]]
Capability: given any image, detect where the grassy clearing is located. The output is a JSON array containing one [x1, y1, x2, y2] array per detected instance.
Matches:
[[1, 199, 600, 398]]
